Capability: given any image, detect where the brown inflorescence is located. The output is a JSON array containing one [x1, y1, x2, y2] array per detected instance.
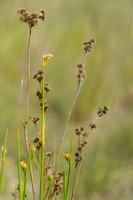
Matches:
[[33, 137, 42, 150], [50, 170, 64, 198], [29, 116, 39, 125], [17, 8, 46, 27], [34, 70, 51, 111], [77, 63, 87, 85], [74, 105, 109, 167], [83, 38, 96, 54], [97, 106, 109, 117]]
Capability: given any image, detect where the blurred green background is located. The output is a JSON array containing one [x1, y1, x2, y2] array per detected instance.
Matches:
[[0, 0, 133, 199]]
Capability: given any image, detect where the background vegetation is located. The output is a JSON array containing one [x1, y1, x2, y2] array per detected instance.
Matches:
[[0, 0, 133, 199]]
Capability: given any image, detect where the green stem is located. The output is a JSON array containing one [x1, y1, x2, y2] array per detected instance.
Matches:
[[17, 127, 22, 200], [22, 147, 31, 200], [63, 170, 66, 200], [66, 138, 72, 200], [0, 128, 8, 195], [44, 155, 63, 200], [33, 153, 40, 171], [40, 59, 45, 200]]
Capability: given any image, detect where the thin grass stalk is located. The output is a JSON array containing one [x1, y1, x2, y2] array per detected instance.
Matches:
[[44, 155, 63, 200], [22, 147, 31, 200], [63, 170, 66, 200], [71, 115, 99, 200], [40, 59, 45, 200], [57, 54, 87, 164], [66, 138, 72, 200], [23, 26, 36, 200], [0, 128, 8, 195], [33, 153, 40, 171], [17, 127, 22, 200], [71, 161, 81, 200]]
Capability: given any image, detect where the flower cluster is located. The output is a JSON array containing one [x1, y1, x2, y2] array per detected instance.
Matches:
[[33, 137, 42, 150], [34, 70, 51, 111], [17, 8, 46, 27], [77, 64, 87, 85], [29, 116, 39, 125], [74, 106, 109, 167], [97, 106, 109, 117], [74, 127, 88, 166], [51, 171, 64, 198], [83, 38, 96, 54]]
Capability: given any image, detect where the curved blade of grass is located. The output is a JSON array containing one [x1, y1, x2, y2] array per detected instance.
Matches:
[[32, 152, 40, 171], [22, 147, 31, 200], [17, 127, 22, 200], [66, 137, 72, 200], [0, 128, 8, 195]]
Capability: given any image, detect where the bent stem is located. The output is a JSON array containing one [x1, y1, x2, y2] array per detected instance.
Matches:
[[23, 26, 36, 200], [57, 54, 87, 163]]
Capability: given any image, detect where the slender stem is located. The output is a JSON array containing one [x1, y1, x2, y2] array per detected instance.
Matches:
[[17, 127, 22, 200], [33, 153, 40, 171], [66, 138, 72, 200], [0, 128, 8, 195], [63, 170, 66, 199], [71, 115, 100, 200], [22, 147, 31, 200], [40, 62, 45, 200], [71, 163, 81, 200], [57, 54, 87, 163], [23, 26, 36, 200]]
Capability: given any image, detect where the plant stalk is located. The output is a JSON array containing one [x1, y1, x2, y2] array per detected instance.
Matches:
[[0, 128, 8, 195], [57, 54, 87, 164], [40, 61, 45, 200], [17, 127, 22, 200], [24, 26, 36, 200]]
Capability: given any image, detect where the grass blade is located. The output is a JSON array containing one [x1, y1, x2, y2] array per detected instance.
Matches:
[[22, 147, 31, 200], [0, 128, 8, 195], [66, 137, 72, 200], [63, 170, 66, 200], [17, 127, 22, 200], [40, 57, 45, 200]]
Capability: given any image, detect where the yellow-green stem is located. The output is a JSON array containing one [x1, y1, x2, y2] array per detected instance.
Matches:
[[0, 128, 8, 195], [22, 147, 31, 200], [17, 127, 22, 200], [40, 60, 45, 200]]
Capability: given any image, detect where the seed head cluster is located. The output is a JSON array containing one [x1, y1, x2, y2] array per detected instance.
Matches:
[[50, 170, 64, 198], [74, 127, 88, 166], [33, 137, 42, 150], [83, 38, 96, 54], [33, 70, 51, 111], [97, 106, 109, 117], [17, 8, 46, 27], [74, 106, 109, 167], [29, 116, 39, 125], [77, 64, 87, 85]]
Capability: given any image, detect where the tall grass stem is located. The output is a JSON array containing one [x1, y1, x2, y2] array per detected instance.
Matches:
[[0, 128, 8, 195], [40, 60, 45, 200], [17, 127, 22, 200]]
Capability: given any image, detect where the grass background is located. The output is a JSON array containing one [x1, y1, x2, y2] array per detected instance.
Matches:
[[0, 0, 133, 199]]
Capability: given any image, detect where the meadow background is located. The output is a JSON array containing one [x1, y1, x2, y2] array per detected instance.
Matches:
[[0, 0, 133, 199]]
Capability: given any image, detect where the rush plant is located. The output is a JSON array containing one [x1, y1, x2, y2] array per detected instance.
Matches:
[[0, 7, 108, 200]]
